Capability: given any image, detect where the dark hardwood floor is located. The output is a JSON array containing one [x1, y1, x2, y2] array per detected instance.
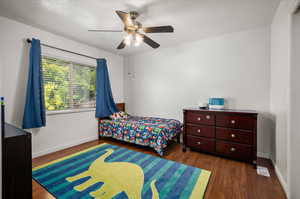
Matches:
[[32, 138, 287, 199]]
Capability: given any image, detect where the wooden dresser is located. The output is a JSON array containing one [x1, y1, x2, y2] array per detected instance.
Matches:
[[183, 108, 258, 166]]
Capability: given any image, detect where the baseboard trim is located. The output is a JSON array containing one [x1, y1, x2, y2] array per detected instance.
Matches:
[[272, 160, 289, 198], [33, 139, 271, 159], [257, 152, 270, 159], [32, 135, 98, 158]]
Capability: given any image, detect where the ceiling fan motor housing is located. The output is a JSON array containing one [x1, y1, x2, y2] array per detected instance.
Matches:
[[129, 11, 139, 20], [124, 21, 142, 33]]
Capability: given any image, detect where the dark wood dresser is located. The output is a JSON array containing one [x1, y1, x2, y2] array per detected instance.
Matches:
[[2, 123, 32, 199], [183, 108, 258, 166]]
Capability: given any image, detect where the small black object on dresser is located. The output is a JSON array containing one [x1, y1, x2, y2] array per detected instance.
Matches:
[[183, 108, 258, 167], [1, 98, 32, 199]]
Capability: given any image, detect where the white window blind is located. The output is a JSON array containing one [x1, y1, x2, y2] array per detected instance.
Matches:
[[42, 56, 96, 111]]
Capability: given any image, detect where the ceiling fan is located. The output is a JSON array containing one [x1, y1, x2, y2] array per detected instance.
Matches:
[[88, 10, 174, 49]]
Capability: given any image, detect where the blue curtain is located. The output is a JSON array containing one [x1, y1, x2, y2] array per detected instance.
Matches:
[[95, 59, 118, 117], [22, 38, 46, 129]]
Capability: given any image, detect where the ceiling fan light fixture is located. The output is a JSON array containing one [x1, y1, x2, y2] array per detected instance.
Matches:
[[124, 34, 132, 46], [134, 39, 143, 47], [134, 41, 140, 47], [134, 34, 143, 47], [124, 33, 143, 47]]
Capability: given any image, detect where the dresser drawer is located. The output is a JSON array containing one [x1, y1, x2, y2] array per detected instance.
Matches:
[[187, 136, 215, 153], [216, 127, 252, 145], [216, 115, 254, 130], [186, 124, 215, 138], [216, 141, 252, 160], [185, 112, 215, 125]]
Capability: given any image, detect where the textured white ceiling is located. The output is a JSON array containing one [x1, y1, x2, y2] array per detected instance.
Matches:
[[0, 0, 280, 55]]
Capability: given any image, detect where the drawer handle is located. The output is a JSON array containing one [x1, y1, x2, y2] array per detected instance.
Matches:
[[206, 115, 211, 119], [231, 120, 236, 124], [230, 147, 236, 152], [197, 129, 201, 133], [197, 141, 201, 145], [231, 134, 236, 138], [197, 117, 201, 121]]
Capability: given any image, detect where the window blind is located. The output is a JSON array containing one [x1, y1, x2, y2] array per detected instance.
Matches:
[[42, 56, 96, 111]]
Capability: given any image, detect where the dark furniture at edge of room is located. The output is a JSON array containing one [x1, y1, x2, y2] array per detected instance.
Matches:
[[183, 107, 258, 167], [2, 103, 32, 199]]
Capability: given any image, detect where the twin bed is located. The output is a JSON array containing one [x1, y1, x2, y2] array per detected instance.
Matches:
[[98, 103, 182, 155]]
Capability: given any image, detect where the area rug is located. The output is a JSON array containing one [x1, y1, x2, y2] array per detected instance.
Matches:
[[32, 143, 211, 199]]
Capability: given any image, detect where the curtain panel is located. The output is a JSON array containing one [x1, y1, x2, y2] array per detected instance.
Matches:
[[95, 59, 118, 118], [22, 38, 46, 129]]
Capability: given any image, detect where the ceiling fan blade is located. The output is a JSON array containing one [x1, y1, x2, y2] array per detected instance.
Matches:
[[88, 30, 123, 32], [139, 34, 160, 49], [117, 40, 126, 49], [143, 26, 174, 33], [295, 4, 300, 14], [115, 10, 133, 26]]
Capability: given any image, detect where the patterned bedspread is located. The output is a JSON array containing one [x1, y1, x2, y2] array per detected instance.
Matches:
[[98, 116, 182, 155]]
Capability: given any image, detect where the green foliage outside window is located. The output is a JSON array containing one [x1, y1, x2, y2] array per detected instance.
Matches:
[[42, 57, 96, 111]]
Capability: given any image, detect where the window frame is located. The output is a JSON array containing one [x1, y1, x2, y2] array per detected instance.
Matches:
[[41, 54, 97, 115]]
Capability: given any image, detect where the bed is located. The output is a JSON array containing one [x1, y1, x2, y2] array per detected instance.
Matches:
[[98, 103, 182, 156]]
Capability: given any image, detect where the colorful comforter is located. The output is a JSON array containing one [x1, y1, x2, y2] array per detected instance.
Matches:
[[98, 116, 182, 156]]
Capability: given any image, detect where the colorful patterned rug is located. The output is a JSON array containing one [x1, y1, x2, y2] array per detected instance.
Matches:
[[32, 143, 211, 199]]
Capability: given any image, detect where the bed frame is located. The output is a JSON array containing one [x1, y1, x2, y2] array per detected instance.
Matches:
[[97, 103, 181, 148], [97, 103, 125, 140], [115, 103, 125, 112]]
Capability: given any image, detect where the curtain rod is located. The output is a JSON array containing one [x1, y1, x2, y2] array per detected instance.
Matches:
[[26, 39, 99, 60]]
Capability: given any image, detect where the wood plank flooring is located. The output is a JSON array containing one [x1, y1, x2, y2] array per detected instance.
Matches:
[[32, 138, 286, 199]]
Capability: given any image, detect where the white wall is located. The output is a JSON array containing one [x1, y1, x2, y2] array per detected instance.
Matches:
[[270, 0, 300, 197], [0, 16, 124, 157], [270, 0, 292, 191], [124, 27, 272, 158], [291, 6, 300, 199], [0, 56, 3, 95]]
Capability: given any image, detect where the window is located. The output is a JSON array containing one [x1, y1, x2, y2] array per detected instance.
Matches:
[[42, 56, 96, 111]]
